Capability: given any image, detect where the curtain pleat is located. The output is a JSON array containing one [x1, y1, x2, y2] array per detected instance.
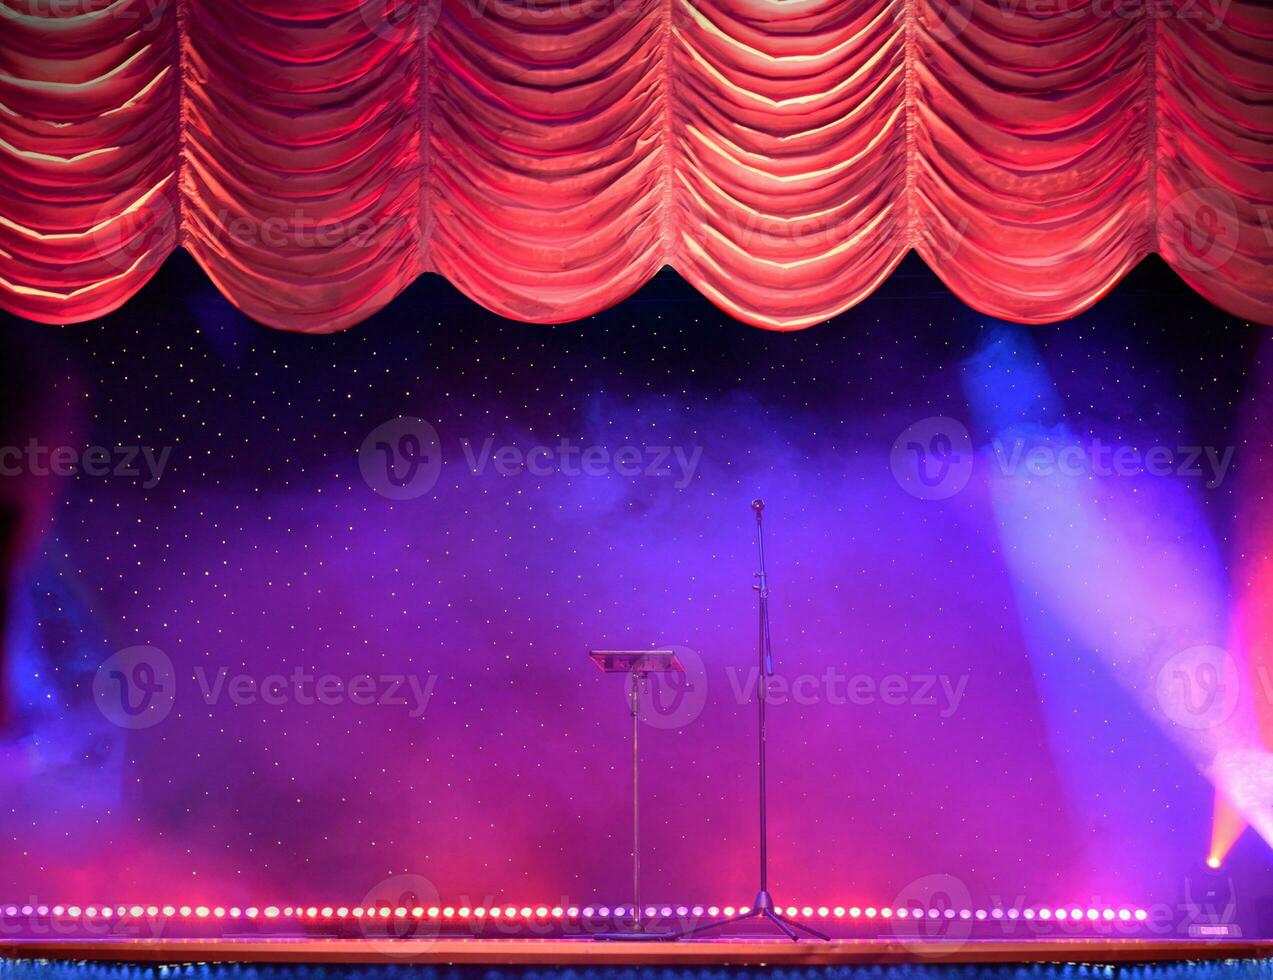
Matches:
[[1, 0, 1269, 330]]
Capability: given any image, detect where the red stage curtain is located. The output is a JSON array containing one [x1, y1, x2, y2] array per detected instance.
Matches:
[[1, 0, 1269, 331]]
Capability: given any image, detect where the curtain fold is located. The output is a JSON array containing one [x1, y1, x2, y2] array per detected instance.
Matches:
[[1, 0, 1269, 331]]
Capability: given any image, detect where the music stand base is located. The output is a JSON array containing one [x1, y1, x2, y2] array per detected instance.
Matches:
[[677, 891, 830, 943], [593, 928, 680, 942]]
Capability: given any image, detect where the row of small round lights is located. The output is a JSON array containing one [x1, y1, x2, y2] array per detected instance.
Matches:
[[0, 904, 1150, 924]]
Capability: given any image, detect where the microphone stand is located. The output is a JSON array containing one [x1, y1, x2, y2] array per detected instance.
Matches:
[[678, 500, 829, 943]]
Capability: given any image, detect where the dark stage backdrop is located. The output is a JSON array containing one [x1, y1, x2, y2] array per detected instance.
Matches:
[[0, 256, 1270, 928]]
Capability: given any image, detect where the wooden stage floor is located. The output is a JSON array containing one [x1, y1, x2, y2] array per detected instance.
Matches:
[[3, 937, 1271, 965]]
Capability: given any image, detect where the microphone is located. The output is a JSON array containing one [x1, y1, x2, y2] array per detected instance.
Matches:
[[752, 498, 764, 523]]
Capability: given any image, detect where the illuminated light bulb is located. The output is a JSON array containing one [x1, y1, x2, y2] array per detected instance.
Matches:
[[351, 908, 364, 918], [3, 907, 16, 917], [1134, 910, 1148, 922], [597, 907, 609, 918], [865, 908, 877, 919], [1006, 909, 1018, 920], [214, 908, 226, 918], [958, 910, 971, 920], [849, 907, 861, 918], [393, 907, 407, 919], [162, 907, 176, 917], [552, 907, 564, 918], [786, 907, 798, 917], [117, 906, 127, 917], [378, 907, 391, 919], [1023, 909, 1035, 920], [229, 909, 242, 919], [520, 907, 534, 919], [833, 907, 845, 918], [676, 906, 689, 918], [927, 909, 940, 920], [817, 907, 830, 918], [896, 908, 909, 920], [68, 907, 82, 918], [102, 909, 114, 919], [659, 907, 672, 918], [722, 907, 736, 917], [565, 908, 577, 918], [475, 908, 488, 918], [335, 908, 348, 919], [707, 906, 720, 917], [412, 908, 425, 919], [246, 908, 259, 919], [442, 907, 455, 919], [35, 907, 48, 917], [457, 908, 471, 918], [86, 908, 98, 918], [52, 907, 65, 917], [179, 907, 192, 918], [425, 907, 439, 918], [580, 908, 592, 918], [534, 907, 548, 918], [943, 909, 955, 920], [195, 907, 210, 919], [148, 907, 160, 917], [1207, 857, 1220, 869], [266, 907, 281, 919], [975, 910, 987, 921], [740, 908, 751, 915], [320, 907, 333, 918], [305, 907, 317, 919], [801, 907, 814, 918], [490, 908, 503, 918], [880, 908, 893, 919], [991, 909, 1004, 919], [1086, 909, 1099, 921], [1102, 909, 1115, 921], [1118, 909, 1131, 922], [1055, 909, 1067, 921], [691, 906, 703, 917], [1070, 909, 1082, 921]]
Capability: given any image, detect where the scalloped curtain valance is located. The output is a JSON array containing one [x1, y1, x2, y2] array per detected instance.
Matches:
[[1, 0, 1270, 332]]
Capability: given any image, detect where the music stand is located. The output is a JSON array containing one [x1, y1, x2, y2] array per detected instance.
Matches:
[[589, 649, 684, 941]]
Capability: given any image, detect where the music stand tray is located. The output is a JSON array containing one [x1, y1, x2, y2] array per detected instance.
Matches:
[[588, 650, 684, 942]]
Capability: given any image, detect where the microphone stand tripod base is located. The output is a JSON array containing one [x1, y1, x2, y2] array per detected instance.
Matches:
[[678, 891, 830, 943]]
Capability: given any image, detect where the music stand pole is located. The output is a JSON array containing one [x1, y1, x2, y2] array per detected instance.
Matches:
[[678, 500, 828, 942], [630, 670, 642, 933]]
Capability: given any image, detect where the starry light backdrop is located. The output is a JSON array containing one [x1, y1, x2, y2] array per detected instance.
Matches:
[[0, 254, 1270, 933]]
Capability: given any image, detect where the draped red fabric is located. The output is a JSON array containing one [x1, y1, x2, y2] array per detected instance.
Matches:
[[0, 0, 1269, 331]]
